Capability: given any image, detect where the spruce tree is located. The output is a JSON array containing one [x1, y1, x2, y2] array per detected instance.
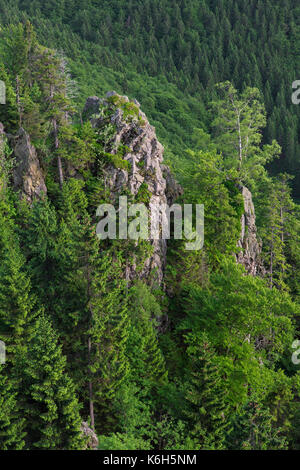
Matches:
[[184, 333, 231, 450], [0, 64, 18, 131], [127, 281, 167, 387], [17, 315, 84, 450], [211, 81, 280, 184], [33, 46, 74, 187], [0, 365, 26, 450], [0, 223, 38, 364], [227, 401, 287, 450], [87, 250, 129, 433], [257, 174, 299, 292], [51, 180, 130, 434]]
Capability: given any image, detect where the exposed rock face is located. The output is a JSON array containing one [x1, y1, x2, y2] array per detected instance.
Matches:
[[161, 164, 183, 206], [83, 96, 101, 119], [80, 421, 99, 450], [9, 128, 47, 204], [236, 186, 264, 276], [87, 91, 182, 285]]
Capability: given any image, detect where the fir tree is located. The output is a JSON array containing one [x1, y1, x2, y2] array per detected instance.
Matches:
[[17, 315, 84, 450], [127, 281, 167, 387], [227, 401, 287, 450], [33, 46, 74, 187], [184, 333, 231, 450], [211, 81, 280, 184], [0, 365, 26, 450], [87, 250, 129, 433], [257, 174, 299, 292], [0, 222, 38, 363]]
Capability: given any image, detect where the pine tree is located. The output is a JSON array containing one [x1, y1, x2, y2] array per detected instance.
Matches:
[[0, 222, 38, 363], [33, 46, 74, 187], [0, 365, 26, 450], [227, 401, 287, 450], [0, 64, 18, 131], [184, 333, 231, 450], [87, 250, 130, 433], [127, 281, 167, 387], [17, 315, 84, 450], [0, 22, 44, 134], [51, 179, 130, 434], [257, 174, 299, 291], [177, 147, 243, 260], [211, 81, 280, 184], [22, 197, 59, 314]]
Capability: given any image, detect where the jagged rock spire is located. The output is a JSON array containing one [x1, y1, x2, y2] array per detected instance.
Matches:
[[9, 128, 47, 204], [85, 92, 182, 286], [236, 186, 265, 276]]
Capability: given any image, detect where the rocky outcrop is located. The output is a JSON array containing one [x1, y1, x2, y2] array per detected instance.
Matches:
[[9, 128, 47, 204], [236, 186, 264, 276], [162, 164, 183, 206], [83, 96, 101, 119], [86, 91, 182, 285], [80, 422, 99, 449]]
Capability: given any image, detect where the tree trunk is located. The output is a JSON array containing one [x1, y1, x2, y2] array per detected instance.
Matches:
[[237, 112, 243, 171], [16, 76, 22, 127], [52, 117, 64, 188], [88, 336, 95, 430], [50, 84, 64, 188], [87, 264, 95, 429]]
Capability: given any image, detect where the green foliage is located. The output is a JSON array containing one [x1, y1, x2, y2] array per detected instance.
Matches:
[[184, 333, 231, 450], [0, 216, 38, 361], [98, 430, 150, 450], [211, 81, 282, 188], [0, 12, 299, 451], [135, 182, 152, 204], [175, 148, 243, 261], [0, 0, 299, 194], [255, 174, 300, 295], [227, 401, 287, 450], [107, 95, 145, 125], [16, 315, 84, 450], [0, 365, 26, 450], [127, 282, 167, 386], [87, 251, 130, 433], [0, 64, 18, 130], [179, 258, 297, 407], [103, 149, 131, 171], [211, 82, 267, 172]]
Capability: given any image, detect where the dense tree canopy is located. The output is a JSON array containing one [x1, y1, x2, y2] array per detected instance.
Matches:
[[0, 5, 299, 451]]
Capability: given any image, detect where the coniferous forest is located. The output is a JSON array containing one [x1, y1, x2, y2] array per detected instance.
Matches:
[[0, 0, 300, 452]]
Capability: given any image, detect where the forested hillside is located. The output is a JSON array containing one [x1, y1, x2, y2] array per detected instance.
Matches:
[[0, 1, 300, 452], [0, 0, 300, 195]]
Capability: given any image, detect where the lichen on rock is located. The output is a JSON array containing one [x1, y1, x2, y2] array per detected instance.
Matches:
[[80, 421, 99, 450], [85, 91, 182, 286]]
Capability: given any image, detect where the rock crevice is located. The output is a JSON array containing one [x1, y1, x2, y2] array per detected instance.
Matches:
[[86, 91, 182, 285]]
